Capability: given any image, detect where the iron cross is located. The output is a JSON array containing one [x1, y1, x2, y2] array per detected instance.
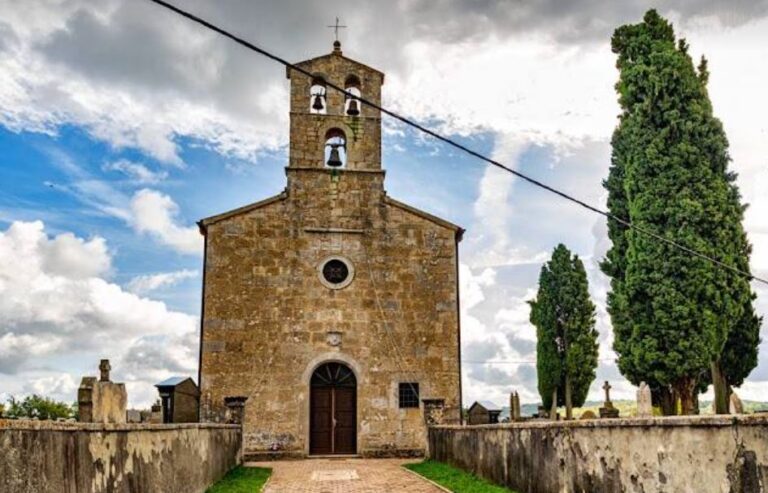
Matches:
[[327, 17, 347, 41]]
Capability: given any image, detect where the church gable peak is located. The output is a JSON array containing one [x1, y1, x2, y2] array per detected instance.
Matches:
[[285, 42, 385, 82]]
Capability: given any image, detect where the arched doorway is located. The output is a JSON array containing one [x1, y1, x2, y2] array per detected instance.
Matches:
[[310, 362, 357, 455]]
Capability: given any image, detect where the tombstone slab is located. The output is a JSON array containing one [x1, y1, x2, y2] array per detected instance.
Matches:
[[637, 381, 653, 418], [509, 391, 521, 422], [730, 392, 744, 414], [77, 360, 127, 424]]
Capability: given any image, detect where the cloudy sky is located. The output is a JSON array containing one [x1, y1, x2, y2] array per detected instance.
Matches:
[[1, 0, 767, 409]]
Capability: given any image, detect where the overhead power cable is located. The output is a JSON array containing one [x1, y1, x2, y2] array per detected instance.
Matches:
[[146, 0, 768, 287], [462, 358, 617, 365]]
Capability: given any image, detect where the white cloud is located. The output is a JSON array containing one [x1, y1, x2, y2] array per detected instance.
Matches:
[[22, 373, 78, 402], [103, 159, 169, 184], [127, 269, 199, 294], [129, 189, 201, 255], [387, 38, 617, 144], [0, 220, 197, 407], [39, 150, 200, 256], [459, 263, 496, 313], [0, 0, 287, 164], [0, 333, 64, 374]]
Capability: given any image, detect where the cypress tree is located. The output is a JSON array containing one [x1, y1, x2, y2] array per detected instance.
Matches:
[[530, 244, 599, 419], [603, 10, 761, 414]]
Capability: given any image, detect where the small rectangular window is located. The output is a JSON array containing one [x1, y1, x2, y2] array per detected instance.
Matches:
[[398, 382, 420, 408]]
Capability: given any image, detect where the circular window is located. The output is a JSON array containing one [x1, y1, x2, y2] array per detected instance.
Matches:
[[318, 256, 355, 289]]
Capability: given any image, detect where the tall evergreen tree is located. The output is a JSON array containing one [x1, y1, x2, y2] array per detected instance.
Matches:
[[530, 244, 598, 419], [603, 10, 761, 414]]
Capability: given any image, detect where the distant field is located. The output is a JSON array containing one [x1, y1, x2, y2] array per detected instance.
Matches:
[[510, 400, 768, 419]]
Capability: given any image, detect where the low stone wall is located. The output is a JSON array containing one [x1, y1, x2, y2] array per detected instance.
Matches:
[[0, 420, 241, 493], [429, 415, 768, 493]]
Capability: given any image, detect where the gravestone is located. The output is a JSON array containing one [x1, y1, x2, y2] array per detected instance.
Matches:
[[730, 392, 744, 414], [599, 381, 620, 419], [126, 409, 142, 423], [509, 391, 521, 422], [77, 359, 127, 424], [637, 381, 652, 417], [149, 400, 163, 424], [580, 410, 597, 420]]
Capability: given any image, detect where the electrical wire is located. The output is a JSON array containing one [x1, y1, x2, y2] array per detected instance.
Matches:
[[462, 358, 617, 365], [145, 0, 768, 287]]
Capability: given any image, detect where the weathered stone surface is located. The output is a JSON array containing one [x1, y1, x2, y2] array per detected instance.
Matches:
[[636, 381, 652, 417], [199, 44, 462, 458], [509, 392, 521, 422], [0, 420, 241, 493], [731, 391, 745, 414], [78, 377, 127, 424], [429, 415, 768, 493]]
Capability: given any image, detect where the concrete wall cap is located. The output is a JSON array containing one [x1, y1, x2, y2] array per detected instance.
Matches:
[[0, 419, 240, 432], [431, 414, 768, 430]]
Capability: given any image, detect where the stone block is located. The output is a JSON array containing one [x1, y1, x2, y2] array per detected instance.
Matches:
[[78, 378, 127, 424]]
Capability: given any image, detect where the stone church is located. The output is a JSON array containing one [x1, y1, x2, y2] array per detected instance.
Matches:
[[197, 41, 463, 458]]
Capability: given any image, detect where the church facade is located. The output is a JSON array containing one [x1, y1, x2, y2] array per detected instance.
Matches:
[[197, 42, 463, 458]]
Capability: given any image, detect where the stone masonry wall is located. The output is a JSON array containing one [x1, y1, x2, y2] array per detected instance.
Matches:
[[429, 415, 768, 493], [0, 420, 241, 493], [200, 175, 462, 457]]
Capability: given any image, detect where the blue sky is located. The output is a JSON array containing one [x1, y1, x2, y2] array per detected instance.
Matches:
[[0, 122, 487, 314], [1, 0, 767, 408]]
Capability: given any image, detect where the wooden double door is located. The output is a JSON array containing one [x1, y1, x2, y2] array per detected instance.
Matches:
[[309, 362, 357, 455]]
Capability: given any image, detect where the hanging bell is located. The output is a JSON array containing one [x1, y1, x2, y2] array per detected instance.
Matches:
[[347, 99, 360, 116], [312, 94, 324, 111], [326, 144, 343, 167]]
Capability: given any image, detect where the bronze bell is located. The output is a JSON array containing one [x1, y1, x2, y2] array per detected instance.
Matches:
[[347, 99, 360, 116], [312, 94, 324, 111], [327, 144, 343, 167]]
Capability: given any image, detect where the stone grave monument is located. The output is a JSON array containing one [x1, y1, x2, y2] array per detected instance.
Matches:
[[77, 359, 127, 424], [509, 391, 522, 422], [730, 392, 744, 414], [636, 381, 653, 417], [599, 380, 620, 419]]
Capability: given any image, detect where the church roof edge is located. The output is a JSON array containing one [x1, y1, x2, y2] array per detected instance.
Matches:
[[384, 196, 465, 241], [197, 192, 464, 241], [285, 52, 385, 82], [197, 192, 287, 234]]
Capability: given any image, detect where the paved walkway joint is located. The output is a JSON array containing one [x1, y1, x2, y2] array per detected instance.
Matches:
[[247, 458, 444, 492]]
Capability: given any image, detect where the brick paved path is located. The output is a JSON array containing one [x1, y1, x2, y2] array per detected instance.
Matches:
[[247, 458, 445, 493]]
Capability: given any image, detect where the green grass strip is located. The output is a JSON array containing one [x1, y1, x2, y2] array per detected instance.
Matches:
[[405, 460, 517, 493], [206, 466, 272, 493]]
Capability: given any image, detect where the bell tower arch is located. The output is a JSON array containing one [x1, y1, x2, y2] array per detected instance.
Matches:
[[286, 41, 384, 173]]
